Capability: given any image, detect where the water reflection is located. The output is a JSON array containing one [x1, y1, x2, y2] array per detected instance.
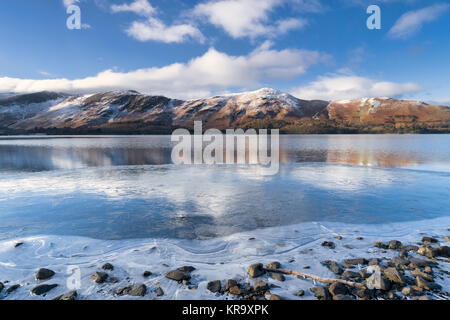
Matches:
[[0, 135, 448, 172]]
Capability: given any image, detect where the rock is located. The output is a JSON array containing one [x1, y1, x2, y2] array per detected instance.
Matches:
[[411, 269, 433, 282], [435, 246, 450, 258], [266, 261, 281, 269], [392, 256, 409, 267], [321, 241, 335, 249], [14, 242, 24, 248], [229, 286, 241, 295], [165, 270, 191, 282], [182, 280, 190, 286], [254, 280, 268, 292], [328, 282, 348, 297], [388, 240, 402, 250], [269, 273, 285, 282], [54, 291, 78, 301], [155, 287, 164, 296], [409, 257, 435, 268], [368, 258, 380, 266], [143, 271, 152, 277], [269, 294, 282, 300], [102, 263, 114, 271], [418, 245, 437, 259], [30, 284, 58, 296], [323, 260, 343, 275], [342, 271, 361, 281], [248, 263, 265, 278], [6, 284, 20, 294], [226, 280, 238, 291], [35, 268, 55, 281], [109, 277, 119, 283], [344, 258, 368, 266], [335, 235, 343, 240], [383, 267, 404, 285], [0, 282, 3, 293], [310, 286, 330, 300], [401, 287, 411, 296], [402, 245, 419, 252], [422, 237, 438, 244], [356, 237, 364, 240], [416, 276, 441, 292], [424, 266, 432, 274], [128, 284, 147, 297], [359, 269, 371, 279], [91, 272, 108, 284], [333, 294, 354, 300], [177, 266, 196, 272], [355, 288, 370, 299], [295, 290, 305, 297], [206, 280, 222, 293], [375, 241, 388, 249]]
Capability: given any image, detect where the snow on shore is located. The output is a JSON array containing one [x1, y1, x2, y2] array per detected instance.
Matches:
[[0, 217, 449, 300]]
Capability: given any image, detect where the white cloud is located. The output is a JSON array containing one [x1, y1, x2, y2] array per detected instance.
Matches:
[[290, 74, 422, 101], [0, 44, 327, 100], [112, 0, 204, 43], [193, 0, 306, 39], [126, 18, 205, 43], [389, 3, 450, 39], [111, 0, 156, 17]]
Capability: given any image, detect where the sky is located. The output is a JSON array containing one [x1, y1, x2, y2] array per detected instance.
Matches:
[[0, 0, 449, 104]]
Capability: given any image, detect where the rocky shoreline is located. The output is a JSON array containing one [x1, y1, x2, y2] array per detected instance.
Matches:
[[1, 233, 448, 301]]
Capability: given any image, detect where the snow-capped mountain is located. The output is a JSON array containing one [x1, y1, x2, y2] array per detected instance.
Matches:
[[0, 89, 449, 134]]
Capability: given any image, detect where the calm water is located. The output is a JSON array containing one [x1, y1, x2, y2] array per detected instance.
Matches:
[[0, 135, 449, 240]]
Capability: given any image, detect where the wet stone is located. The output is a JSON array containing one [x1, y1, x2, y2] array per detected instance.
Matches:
[[54, 291, 78, 301], [177, 266, 196, 273], [310, 286, 330, 300], [165, 270, 191, 282], [6, 284, 20, 294], [269, 273, 285, 282], [383, 267, 404, 285], [388, 240, 403, 250], [143, 271, 152, 277], [254, 280, 268, 292], [295, 290, 305, 297], [155, 287, 164, 297], [344, 258, 368, 266], [321, 241, 335, 249], [422, 237, 438, 244], [328, 282, 348, 297], [266, 261, 281, 269], [323, 260, 343, 275], [226, 280, 238, 291]]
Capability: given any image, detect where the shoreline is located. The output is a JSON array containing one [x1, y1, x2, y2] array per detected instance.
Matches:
[[1, 217, 448, 300]]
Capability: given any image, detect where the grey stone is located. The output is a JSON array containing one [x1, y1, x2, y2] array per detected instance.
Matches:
[[102, 263, 114, 271], [344, 258, 368, 266], [436, 246, 450, 258], [54, 291, 78, 301], [310, 286, 330, 300], [392, 256, 409, 267], [0, 282, 3, 293], [6, 284, 20, 294], [128, 284, 147, 297], [416, 276, 441, 292], [30, 284, 58, 296], [388, 240, 403, 250], [155, 287, 164, 296], [206, 280, 222, 293], [422, 237, 438, 244], [143, 271, 152, 277], [254, 280, 268, 292], [165, 270, 191, 281], [321, 241, 335, 249], [35, 268, 55, 280], [323, 260, 343, 275], [269, 273, 285, 282], [226, 280, 238, 291], [177, 266, 196, 272]]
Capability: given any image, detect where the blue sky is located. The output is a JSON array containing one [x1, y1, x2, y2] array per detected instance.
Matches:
[[0, 0, 449, 103]]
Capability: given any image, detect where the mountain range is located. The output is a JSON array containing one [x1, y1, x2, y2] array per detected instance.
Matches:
[[0, 88, 449, 134]]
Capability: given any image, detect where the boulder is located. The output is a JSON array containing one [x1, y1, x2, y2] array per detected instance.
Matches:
[[54, 291, 78, 301], [206, 280, 222, 293], [266, 261, 281, 269], [177, 266, 196, 272], [388, 240, 402, 250], [422, 237, 438, 244], [344, 258, 368, 266], [35, 268, 55, 281], [91, 272, 108, 284], [254, 280, 268, 292], [269, 273, 285, 282], [328, 282, 348, 297], [248, 263, 265, 278], [101, 263, 114, 271], [128, 284, 147, 297], [310, 286, 330, 300], [323, 260, 343, 275], [165, 270, 191, 282], [155, 287, 164, 297], [30, 284, 58, 296], [383, 267, 404, 285], [226, 280, 238, 291]]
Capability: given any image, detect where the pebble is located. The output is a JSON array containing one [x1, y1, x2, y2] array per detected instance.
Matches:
[[295, 290, 305, 297], [91, 272, 108, 284], [206, 280, 222, 293], [54, 291, 78, 301], [102, 263, 114, 271], [143, 271, 152, 277], [30, 284, 58, 296], [248, 263, 265, 278], [35, 268, 55, 281], [269, 273, 285, 282]]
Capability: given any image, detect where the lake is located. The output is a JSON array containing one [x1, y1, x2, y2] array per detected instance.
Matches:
[[0, 134, 449, 240]]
